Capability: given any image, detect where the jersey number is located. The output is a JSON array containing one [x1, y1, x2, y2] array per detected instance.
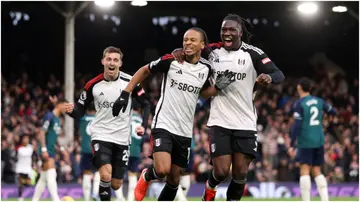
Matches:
[[122, 150, 130, 166], [310, 106, 320, 126]]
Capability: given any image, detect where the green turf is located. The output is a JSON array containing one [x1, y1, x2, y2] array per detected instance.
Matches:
[[2, 197, 359, 201]]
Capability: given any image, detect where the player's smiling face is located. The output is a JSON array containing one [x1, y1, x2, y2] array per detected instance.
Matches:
[[102, 52, 122, 79], [183, 29, 205, 57], [221, 20, 242, 50]]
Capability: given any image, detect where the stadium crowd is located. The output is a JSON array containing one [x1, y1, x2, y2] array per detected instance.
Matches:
[[1, 66, 359, 185]]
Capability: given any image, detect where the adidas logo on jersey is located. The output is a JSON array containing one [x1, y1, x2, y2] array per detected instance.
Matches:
[[100, 92, 104, 96], [176, 70, 183, 74]]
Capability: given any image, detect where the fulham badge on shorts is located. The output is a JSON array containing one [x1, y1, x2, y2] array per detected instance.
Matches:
[[155, 138, 161, 147], [94, 143, 99, 151]]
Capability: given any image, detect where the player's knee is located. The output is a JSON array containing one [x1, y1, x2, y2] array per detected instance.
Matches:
[[213, 167, 229, 182], [100, 171, 112, 182], [232, 171, 247, 183], [154, 165, 171, 178], [111, 180, 122, 190]]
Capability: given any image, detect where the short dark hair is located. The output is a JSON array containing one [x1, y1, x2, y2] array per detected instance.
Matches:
[[103, 46, 123, 59], [223, 14, 252, 43], [187, 27, 213, 57], [188, 27, 209, 46], [298, 77, 313, 92]]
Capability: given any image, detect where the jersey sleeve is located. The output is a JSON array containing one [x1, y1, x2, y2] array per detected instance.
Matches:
[[199, 58, 214, 92], [41, 112, 54, 132], [148, 54, 174, 74], [201, 42, 223, 60], [132, 85, 151, 130], [322, 99, 337, 115], [69, 82, 95, 119], [248, 47, 285, 84]]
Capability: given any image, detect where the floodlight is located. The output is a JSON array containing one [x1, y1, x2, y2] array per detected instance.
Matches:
[[131, 0, 148, 7], [94, 0, 115, 8], [297, 2, 318, 15], [332, 6, 347, 13]]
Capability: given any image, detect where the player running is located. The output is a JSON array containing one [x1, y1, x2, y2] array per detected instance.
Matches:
[[112, 27, 235, 201], [65, 46, 151, 201], [15, 134, 34, 201], [32, 99, 68, 201], [289, 77, 337, 201], [172, 14, 285, 201], [79, 104, 101, 201]]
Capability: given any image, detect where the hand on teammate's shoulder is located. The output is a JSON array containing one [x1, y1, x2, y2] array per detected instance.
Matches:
[[171, 48, 185, 64]]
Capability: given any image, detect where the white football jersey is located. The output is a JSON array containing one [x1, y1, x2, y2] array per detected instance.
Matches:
[[149, 54, 212, 138], [206, 42, 284, 132], [76, 72, 145, 146], [15, 144, 33, 175]]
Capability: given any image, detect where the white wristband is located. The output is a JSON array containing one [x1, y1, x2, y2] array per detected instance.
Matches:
[[41, 147, 47, 152]]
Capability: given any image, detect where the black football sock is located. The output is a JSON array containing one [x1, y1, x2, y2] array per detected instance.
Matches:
[[158, 182, 178, 201], [226, 179, 246, 201], [99, 180, 111, 201], [144, 164, 162, 182], [208, 169, 221, 189]]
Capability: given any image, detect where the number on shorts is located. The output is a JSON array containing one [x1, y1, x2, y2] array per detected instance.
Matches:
[[310, 106, 320, 126], [122, 150, 129, 166]]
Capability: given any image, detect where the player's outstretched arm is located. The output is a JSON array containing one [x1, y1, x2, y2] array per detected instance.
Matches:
[[113, 55, 173, 116], [251, 49, 285, 84], [124, 65, 151, 94], [112, 65, 151, 116]]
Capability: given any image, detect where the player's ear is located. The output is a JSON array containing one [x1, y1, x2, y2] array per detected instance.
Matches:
[[119, 60, 123, 67], [200, 41, 205, 50], [101, 58, 105, 66]]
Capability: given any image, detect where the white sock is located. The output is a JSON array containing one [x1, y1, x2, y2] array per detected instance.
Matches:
[[82, 174, 92, 201], [46, 168, 60, 201], [115, 185, 125, 201], [92, 171, 100, 197], [180, 175, 191, 196], [32, 171, 47, 202], [315, 174, 329, 201], [300, 175, 311, 201], [176, 185, 187, 201], [127, 175, 138, 201]]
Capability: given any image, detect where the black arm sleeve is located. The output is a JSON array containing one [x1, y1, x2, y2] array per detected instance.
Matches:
[[133, 86, 151, 129], [68, 85, 94, 119], [249, 48, 285, 84], [148, 54, 174, 74]]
